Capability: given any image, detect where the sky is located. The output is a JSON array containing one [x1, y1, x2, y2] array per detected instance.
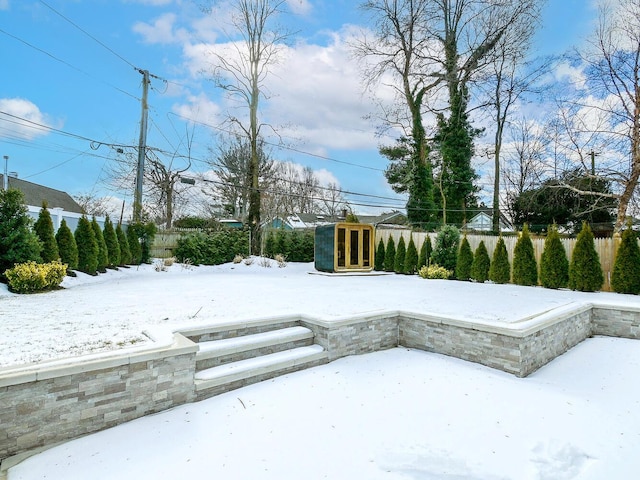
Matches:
[[0, 0, 599, 218]]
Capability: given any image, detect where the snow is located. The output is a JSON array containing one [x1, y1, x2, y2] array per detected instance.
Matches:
[[3, 258, 640, 478]]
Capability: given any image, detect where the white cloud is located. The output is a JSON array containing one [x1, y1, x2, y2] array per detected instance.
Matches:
[[133, 12, 181, 44], [0, 98, 55, 140], [552, 61, 587, 90], [286, 0, 312, 16]]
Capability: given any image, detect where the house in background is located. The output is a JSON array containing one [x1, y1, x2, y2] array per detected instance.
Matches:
[[463, 210, 513, 233], [0, 174, 94, 231], [265, 210, 408, 231]]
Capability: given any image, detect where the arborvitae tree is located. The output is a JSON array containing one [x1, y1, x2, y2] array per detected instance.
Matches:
[[275, 228, 288, 257], [102, 215, 121, 268], [288, 230, 304, 262], [127, 222, 156, 264], [418, 236, 432, 269], [431, 225, 460, 272], [405, 235, 418, 275], [489, 236, 510, 284], [384, 236, 396, 272], [611, 227, 640, 294], [471, 240, 491, 283], [374, 237, 385, 271], [116, 223, 132, 265], [33, 202, 59, 263], [0, 188, 41, 276], [55, 219, 78, 271], [456, 236, 473, 281], [569, 222, 603, 292], [301, 230, 315, 262], [91, 217, 109, 273], [394, 235, 407, 273], [75, 215, 98, 275], [345, 212, 359, 223], [264, 230, 276, 258], [512, 224, 538, 286], [540, 224, 569, 289], [127, 224, 142, 265]]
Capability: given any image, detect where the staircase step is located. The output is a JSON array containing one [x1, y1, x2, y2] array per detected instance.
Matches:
[[196, 326, 314, 362], [194, 345, 327, 397]]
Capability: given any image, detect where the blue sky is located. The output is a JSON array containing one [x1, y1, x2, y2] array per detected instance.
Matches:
[[0, 0, 598, 217]]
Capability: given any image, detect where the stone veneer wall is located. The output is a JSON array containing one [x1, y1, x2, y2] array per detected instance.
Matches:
[[591, 305, 640, 339], [0, 335, 197, 462]]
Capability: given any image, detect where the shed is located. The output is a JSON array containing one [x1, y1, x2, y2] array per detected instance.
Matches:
[[314, 223, 375, 273]]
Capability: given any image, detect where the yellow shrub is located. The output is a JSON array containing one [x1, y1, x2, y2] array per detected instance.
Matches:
[[418, 264, 453, 280], [5, 260, 67, 294]]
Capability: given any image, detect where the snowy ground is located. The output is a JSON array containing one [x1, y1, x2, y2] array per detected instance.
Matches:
[[3, 259, 640, 479], [1, 258, 638, 368]]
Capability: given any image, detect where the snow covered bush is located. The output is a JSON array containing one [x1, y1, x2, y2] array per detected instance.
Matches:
[[233, 254, 244, 264], [275, 254, 287, 268], [418, 264, 453, 279], [5, 260, 67, 293]]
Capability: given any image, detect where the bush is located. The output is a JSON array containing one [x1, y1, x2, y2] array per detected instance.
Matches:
[[75, 215, 98, 275], [264, 230, 276, 258], [540, 224, 569, 289], [512, 224, 538, 286], [34, 202, 59, 263], [418, 236, 432, 269], [456, 236, 473, 281], [127, 224, 142, 265], [431, 225, 460, 273], [418, 264, 453, 280], [116, 223, 132, 265], [471, 241, 491, 283], [91, 217, 109, 273], [275, 229, 288, 257], [5, 260, 67, 293], [55, 219, 78, 271], [102, 216, 121, 268], [489, 237, 510, 284], [173, 216, 217, 229], [174, 229, 250, 265], [569, 222, 603, 292], [127, 222, 156, 264], [384, 236, 396, 272], [405, 235, 418, 275], [374, 237, 385, 271], [611, 227, 640, 294], [0, 188, 42, 278], [394, 236, 407, 273]]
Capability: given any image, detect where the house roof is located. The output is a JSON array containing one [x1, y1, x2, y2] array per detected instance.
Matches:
[[271, 211, 408, 229], [1, 175, 83, 214]]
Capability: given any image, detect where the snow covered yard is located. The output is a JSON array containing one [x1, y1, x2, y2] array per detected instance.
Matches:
[[2, 259, 640, 479], [7, 339, 640, 479]]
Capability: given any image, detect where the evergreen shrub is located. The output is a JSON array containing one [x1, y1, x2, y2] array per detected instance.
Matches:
[[431, 225, 460, 272], [418, 264, 452, 280], [394, 236, 407, 273], [539, 224, 568, 289], [264, 230, 276, 258], [56, 219, 78, 271], [102, 216, 121, 268], [126, 224, 142, 265], [34, 202, 59, 263], [5, 260, 67, 293], [611, 227, 640, 294], [174, 229, 250, 265], [75, 216, 98, 275], [512, 224, 538, 286], [384, 236, 396, 272], [127, 222, 156, 264], [418, 236, 432, 269], [456, 236, 473, 281], [569, 222, 603, 292], [374, 237, 385, 271], [116, 223, 132, 265], [489, 237, 510, 284], [405, 235, 418, 274], [91, 217, 109, 273], [471, 240, 491, 283], [0, 189, 42, 277]]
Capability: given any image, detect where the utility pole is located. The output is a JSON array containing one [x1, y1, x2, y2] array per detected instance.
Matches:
[[134, 69, 150, 223], [2, 155, 8, 191]]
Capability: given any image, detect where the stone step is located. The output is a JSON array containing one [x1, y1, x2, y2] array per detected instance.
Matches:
[[195, 326, 315, 371], [194, 345, 328, 400]]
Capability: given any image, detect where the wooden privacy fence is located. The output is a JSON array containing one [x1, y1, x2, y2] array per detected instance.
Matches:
[[149, 229, 196, 259], [376, 229, 623, 292]]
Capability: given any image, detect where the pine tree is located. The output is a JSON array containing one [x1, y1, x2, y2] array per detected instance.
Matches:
[[405, 235, 418, 275], [431, 225, 460, 272], [0, 188, 41, 276], [116, 223, 131, 265], [611, 227, 640, 294], [540, 224, 569, 289], [275, 229, 288, 257], [127, 224, 142, 265], [418, 236, 432, 269], [374, 237, 385, 271], [569, 222, 603, 292], [33, 202, 59, 263], [75, 215, 98, 275], [512, 224, 538, 286], [384, 236, 396, 272], [102, 215, 121, 268], [455, 236, 473, 280], [394, 236, 407, 273], [264, 230, 276, 258], [489, 236, 510, 284], [91, 217, 109, 273], [288, 230, 303, 262], [55, 218, 78, 271], [471, 240, 491, 283]]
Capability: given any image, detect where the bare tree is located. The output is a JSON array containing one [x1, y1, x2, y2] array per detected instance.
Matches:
[[318, 182, 347, 217], [202, 0, 289, 253]]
